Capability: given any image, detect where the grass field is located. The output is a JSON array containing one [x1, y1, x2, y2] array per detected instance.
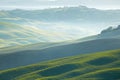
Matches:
[[0, 49, 120, 80]]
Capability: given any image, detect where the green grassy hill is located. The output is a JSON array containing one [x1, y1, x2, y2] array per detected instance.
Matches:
[[0, 49, 120, 80]]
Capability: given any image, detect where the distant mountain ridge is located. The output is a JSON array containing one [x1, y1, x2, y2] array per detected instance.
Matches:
[[1, 6, 120, 23]]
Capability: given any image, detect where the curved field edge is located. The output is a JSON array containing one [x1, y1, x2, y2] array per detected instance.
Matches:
[[0, 49, 120, 80]]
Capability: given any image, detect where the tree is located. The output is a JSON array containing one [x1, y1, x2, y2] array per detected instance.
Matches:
[[101, 26, 113, 34]]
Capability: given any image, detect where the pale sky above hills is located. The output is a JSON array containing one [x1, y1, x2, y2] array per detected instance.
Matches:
[[0, 0, 120, 10]]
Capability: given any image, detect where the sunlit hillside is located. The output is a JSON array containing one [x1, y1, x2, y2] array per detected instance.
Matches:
[[0, 21, 73, 48], [0, 49, 120, 80]]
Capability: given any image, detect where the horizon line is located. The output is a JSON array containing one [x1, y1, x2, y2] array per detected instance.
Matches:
[[0, 5, 120, 11]]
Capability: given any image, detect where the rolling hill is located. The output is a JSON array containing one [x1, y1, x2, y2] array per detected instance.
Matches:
[[0, 38, 120, 70], [0, 6, 120, 80], [1, 25, 120, 54], [0, 21, 73, 48], [0, 49, 120, 80], [1, 6, 120, 48]]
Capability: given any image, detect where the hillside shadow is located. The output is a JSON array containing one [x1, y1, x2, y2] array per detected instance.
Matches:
[[87, 57, 117, 66], [39, 64, 79, 77], [0, 65, 48, 80]]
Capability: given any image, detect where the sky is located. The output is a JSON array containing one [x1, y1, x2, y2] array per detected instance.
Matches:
[[0, 0, 120, 10]]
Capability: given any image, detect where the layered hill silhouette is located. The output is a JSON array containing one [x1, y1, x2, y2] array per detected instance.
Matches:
[[0, 49, 120, 80], [0, 6, 120, 80], [1, 6, 120, 48], [0, 21, 72, 48], [1, 25, 120, 54], [0, 38, 120, 70], [1, 6, 120, 23]]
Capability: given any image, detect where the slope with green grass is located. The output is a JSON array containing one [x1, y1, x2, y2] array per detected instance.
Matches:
[[0, 49, 120, 80]]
